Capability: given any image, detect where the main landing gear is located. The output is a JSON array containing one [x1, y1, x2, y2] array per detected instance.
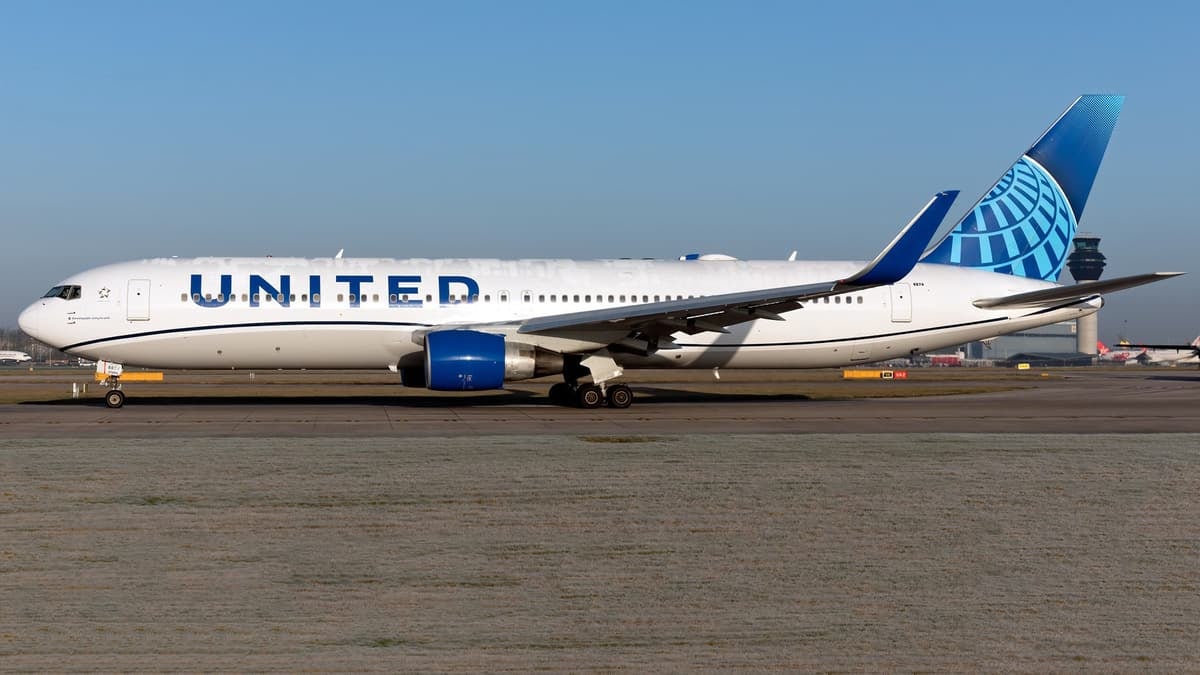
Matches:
[[549, 382, 634, 409], [549, 351, 634, 409]]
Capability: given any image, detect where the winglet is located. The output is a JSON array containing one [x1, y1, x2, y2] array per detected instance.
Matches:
[[839, 191, 958, 287]]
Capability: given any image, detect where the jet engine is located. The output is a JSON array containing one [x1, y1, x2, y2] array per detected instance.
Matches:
[[406, 329, 563, 391]]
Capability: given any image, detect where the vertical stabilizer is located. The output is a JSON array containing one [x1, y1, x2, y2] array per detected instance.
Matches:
[[922, 95, 1124, 281]]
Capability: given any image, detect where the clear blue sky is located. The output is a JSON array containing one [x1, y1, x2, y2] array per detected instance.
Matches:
[[2, 1, 1197, 342]]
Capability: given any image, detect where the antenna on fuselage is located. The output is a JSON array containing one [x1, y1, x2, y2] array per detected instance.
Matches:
[[335, 249, 344, 259]]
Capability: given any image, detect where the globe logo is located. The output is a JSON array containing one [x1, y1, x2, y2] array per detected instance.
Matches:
[[926, 156, 1076, 281]]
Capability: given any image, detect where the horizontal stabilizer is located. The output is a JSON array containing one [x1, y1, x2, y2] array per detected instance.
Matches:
[[972, 272, 1183, 309]]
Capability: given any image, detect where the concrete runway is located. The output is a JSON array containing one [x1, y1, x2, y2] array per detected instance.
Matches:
[[2, 368, 1199, 435], [2, 369, 1199, 670]]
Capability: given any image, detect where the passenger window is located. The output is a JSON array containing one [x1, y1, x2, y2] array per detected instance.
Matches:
[[425, 294, 433, 302], [192, 293, 201, 302], [573, 294, 580, 302], [539, 294, 545, 302], [654, 295, 660, 302], [585, 295, 591, 302], [483, 294, 490, 302], [312, 293, 320, 303], [338, 294, 345, 302], [301, 294, 308, 302], [550, 295, 557, 302], [523, 293, 531, 302], [180, 293, 187, 302]]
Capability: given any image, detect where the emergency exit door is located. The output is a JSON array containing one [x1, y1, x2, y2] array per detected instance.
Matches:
[[127, 279, 151, 321]]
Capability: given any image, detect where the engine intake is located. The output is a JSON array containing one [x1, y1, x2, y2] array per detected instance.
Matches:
[[423, 330, 562, 391]]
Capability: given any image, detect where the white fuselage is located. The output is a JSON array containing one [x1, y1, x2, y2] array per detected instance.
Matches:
[[0, 350, 32, 363], [18, 256, 1095, 373]]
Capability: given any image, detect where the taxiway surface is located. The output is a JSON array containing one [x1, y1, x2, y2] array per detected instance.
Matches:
[[2, 368, 1198, 435]]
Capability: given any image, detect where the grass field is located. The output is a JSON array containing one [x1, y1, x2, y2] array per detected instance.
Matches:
[[2, 433, 1197, 670]]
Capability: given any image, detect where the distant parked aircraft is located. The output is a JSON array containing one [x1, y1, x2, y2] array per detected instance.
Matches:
[[0, 350, 32, 363], [1098, 338, 1200, 365]]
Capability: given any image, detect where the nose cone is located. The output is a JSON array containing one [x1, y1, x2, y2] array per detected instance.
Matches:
[[18, 302, 42, 342]]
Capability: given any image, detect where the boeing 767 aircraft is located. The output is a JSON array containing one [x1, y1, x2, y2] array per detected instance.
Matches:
[[18, 95, 1181, 408]]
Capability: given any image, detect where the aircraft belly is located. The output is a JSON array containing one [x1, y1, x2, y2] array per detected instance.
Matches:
[[81, 326, 421, 370]]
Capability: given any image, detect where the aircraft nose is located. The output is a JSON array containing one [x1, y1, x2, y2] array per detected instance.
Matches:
[[17, 302, 42, 341]]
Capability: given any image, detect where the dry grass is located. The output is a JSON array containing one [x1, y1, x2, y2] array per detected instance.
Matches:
[[1, 433, 1198, 670]]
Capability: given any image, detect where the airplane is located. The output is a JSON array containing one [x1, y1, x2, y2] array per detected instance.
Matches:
[[17, 95, 1183, 409], [0, 350, 32, 363], [1096, 340, 1139, 364], [1102, 337, 1200, 366]]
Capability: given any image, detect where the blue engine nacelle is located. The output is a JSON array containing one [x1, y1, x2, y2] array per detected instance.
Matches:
[[423, 330, 563, 391]]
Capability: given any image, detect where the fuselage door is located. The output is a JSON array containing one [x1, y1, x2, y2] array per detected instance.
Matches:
[[127, 279, 151, 321], [890, 283, 911, 323]]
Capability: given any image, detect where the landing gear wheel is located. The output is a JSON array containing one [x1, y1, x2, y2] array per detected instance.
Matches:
[[576, 384, 604, 409], [606, 384, 633, 409], [549, 382, 574, 406], [105, 389, 125, 409]]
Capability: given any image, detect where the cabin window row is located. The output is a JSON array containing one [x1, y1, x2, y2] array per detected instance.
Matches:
[[180, 292, 709, 304]]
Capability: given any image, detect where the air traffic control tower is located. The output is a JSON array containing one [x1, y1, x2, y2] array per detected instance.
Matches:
[[1066, 233, 1106, 355]]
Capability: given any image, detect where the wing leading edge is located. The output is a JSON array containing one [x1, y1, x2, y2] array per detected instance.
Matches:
[[517, 191, 958, 339]]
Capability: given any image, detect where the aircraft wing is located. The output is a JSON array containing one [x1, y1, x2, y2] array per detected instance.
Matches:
[[516, 191, 958, 339], [971, 272, 1184, 310]]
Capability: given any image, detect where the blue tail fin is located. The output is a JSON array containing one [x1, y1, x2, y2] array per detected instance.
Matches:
[[922, 95, 1124, 281]]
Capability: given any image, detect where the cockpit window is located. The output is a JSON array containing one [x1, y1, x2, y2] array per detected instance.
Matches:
[[42, 285, 82, 300]]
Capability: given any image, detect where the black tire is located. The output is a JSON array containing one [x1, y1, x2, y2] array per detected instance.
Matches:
[[576, 384, 604, 409], [548, 382, 574, 405], [606, 384, 633, 409], [105, 390, 125, 409]]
